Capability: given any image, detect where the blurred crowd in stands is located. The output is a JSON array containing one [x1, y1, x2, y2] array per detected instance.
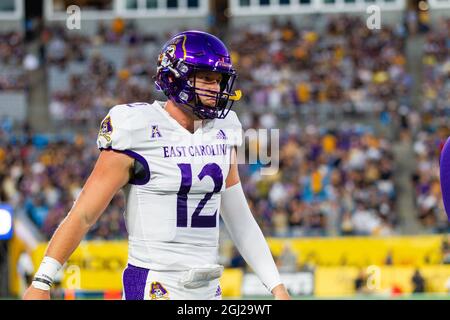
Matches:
[[239, 123, 396, 238], [0, 128, 127, 240], [44, 15, 412, 126], [0, 15, 449, 249], [0, 121, 398, 240], [229, 16, 411, 121], [44, 22, 156, 127], [412, 18, 450, 233], [0, 32, 28, 91]]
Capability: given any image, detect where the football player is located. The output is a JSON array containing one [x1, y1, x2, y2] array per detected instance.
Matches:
[[23, 31, 289, 300]]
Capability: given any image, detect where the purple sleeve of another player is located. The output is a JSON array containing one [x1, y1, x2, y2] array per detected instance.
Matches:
[[439, 137, 450, 220]]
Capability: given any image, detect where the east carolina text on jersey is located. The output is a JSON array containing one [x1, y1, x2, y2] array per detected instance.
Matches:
[[162, 144, 228, 158]]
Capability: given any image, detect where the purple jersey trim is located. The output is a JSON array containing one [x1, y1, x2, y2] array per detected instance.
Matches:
[[440, 137, 450, 221], [99, 147, 150, 185], [126, 102, 149, 108], [122, 264, 150, 300]]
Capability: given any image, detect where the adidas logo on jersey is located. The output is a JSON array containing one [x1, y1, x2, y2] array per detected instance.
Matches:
[[216, 129, 227, 140], [215, 285, 222, 297]]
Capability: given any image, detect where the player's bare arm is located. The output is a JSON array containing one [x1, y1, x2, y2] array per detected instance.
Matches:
[[22, 150, 133, 300]]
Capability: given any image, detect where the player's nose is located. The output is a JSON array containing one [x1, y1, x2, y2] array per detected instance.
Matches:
[[210, 82, 220, 91]]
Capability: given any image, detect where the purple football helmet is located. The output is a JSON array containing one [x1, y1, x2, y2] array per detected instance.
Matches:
[[155, 30, 241, 119]]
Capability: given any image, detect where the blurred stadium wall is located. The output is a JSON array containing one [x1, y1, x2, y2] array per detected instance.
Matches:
[[18, 235, 450, 298]]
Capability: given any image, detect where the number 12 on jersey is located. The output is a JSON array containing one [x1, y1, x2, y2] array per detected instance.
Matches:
[[177, 163, 223, 228]]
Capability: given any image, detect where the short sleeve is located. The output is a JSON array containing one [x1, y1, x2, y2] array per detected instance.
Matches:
[[226, 111, 243, 147], [96, 105, 132, 151]]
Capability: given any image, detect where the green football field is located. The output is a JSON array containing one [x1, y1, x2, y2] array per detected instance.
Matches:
[[235, 293, 450, 300], [4, 293, 450, 300]]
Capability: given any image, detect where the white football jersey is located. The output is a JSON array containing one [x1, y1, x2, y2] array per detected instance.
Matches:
[[97, 101, 242, 271]]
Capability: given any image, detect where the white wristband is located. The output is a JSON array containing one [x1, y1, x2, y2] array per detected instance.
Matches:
[[31, 280, 51, 291], [34, 256, 62, 286]]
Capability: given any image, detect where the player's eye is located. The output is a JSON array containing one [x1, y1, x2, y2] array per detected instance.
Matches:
[[211, 78, 221, 84], [196, 74, 221, 84]]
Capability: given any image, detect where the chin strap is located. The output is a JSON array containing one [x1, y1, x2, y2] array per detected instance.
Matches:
[[229, 90, 242, 101]]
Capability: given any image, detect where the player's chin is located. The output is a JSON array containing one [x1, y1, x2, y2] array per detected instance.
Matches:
[[202, 99, 217, 108]]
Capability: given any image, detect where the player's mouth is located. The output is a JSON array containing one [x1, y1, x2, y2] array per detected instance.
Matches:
[[204, 97, 216, 106]]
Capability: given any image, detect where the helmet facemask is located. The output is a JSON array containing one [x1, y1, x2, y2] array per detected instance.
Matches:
[[155, 31, 242, 120], [186, 66, 239, 120]]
